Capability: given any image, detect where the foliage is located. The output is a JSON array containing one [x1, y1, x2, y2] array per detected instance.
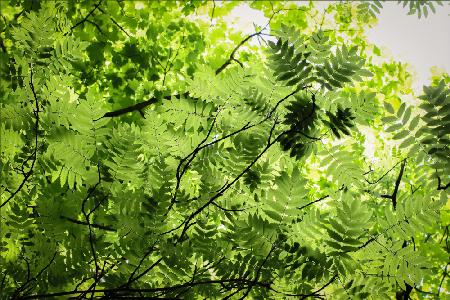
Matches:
[[0, 1, 449, 299], [357, 0, 445, 19]]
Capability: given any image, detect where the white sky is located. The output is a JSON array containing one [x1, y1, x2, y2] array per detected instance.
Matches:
[[366, 2, 450, 92], [224, 4, 268, 36], [226, 2, 450, 92]]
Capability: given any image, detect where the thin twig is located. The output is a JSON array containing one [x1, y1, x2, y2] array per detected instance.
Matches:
[[12, 251, 58, 298], [65, 0, 103, 35], [210, 0, 216, 26], [86, 19, 104, 35], [365, 159, 404, 184], [380, 159, 406, 210], [0, 64, 40, 208], [298, 195, 329, 210], [97, 6, 130, 37], [437, 176, 450, 190], [215, 31, 262, 75], [60, 216, 116, 232]]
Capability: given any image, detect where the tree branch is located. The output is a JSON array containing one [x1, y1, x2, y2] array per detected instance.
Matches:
[[95, 93, 191, 120], [169, 88, 302, 216], [21, 278, 274, 299], [168, 88, 311, 243], [170, 108, 221, 209], [437, 176, 450, 190], [12, 251, 58, 298], [282, 274, 338, 298], [95, 98, 158, 120], [95, 34, 304, 122], [298, 195, 329, 210], [79, 182, 102, 297], [214, 7, 294, 75], [215, 31, 262, 75], [210, 0, 216, 26], [366, 159, 404, 185], [1, 64, 40, 209], [121, 257, 163, 288], [60, 216, 116, 232], [175, 127, 290, 244], [437, 263, 448, 298], [211, 201, 245, 212], [0, 37, 7, 53], [65, 0, 103, 35], [380, 159, 406, 210], [414, 286, 437, 296], [238, 245, 276, 299], [97, 6, 130, 37], [121, 243, 158, 289], [85, 19, 104, 35]]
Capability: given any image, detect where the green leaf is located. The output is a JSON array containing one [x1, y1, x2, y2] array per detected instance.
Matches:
[[384, 102, 395, 114]]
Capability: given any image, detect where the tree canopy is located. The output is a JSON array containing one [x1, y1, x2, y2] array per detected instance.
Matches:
[[0, 1, 449, 299]]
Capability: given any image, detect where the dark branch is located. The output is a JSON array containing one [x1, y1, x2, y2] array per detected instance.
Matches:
[[122, 243, 158, 288], [96, 38, 303, 122], [169, 109, 221, 212], [13, 251, 58, 298], [87, 194, 109, 217], [395, 283, 412, 299], [380, 159, 406, 210], [437, 263, 448, 297], [0, 64, 40, 209], [176, 127, 288, 243], [97, 6, 130, 37], [121, 257, 163, 288], [210, 0, 216, 26], [60, 216, 116, 232], [79, 180, 102, 296], [414, 286, 437, 296], [214, 7, 290, 75], [365, 159, 404, 185], [239, 245, 276, 299], [65, 0, 103, 35], [76, 117, 105, 295], [95, 93, 191, 120], [21, 278, 273, 299], [175, 86, 300, 182], [282, 274, 338, 298], [211, 201, 245, 212], [95, 98, 158, 120], [232, 58, 244, 68], [85, 19, 104, 35], [169, 88, 302, 215], [298, 195, 329, 210], [167, 88, 309, 243], [437, 176, 450, 190], [75, 261, 114, 300], [352, 221, 402, 253], [215, 31, 262, 75], [0, 37, 7, 53]]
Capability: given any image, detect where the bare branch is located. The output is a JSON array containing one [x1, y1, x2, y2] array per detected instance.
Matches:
[[282, 274, 338, 298], [60, 216, 116, 232], [298, 195, 329, 210], [380, 159, 406, 210], [97, 6, 130, 37], [95, 98, 159, 120], [365, 159, 404, 185], [215, 31, 262, 75], [437, 176, 450, 191], [210, 0, 216, 26], [1, 64, 40, 208], [65, 0, 103, 35], [13, 251, 58, 298]]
